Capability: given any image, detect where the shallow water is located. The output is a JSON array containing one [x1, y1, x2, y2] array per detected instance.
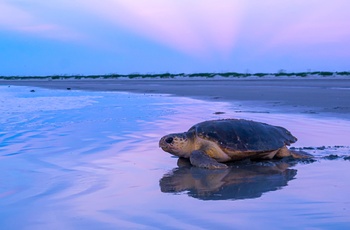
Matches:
[[1, 86, 350, 229]]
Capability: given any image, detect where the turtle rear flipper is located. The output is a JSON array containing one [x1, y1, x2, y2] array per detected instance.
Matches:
[[190, 150, 228, 169], [275, 146, 313, 159], [290, 150, 313, 159]]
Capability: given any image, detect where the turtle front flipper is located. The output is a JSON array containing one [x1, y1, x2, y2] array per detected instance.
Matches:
[[190, 150, 228, 169]]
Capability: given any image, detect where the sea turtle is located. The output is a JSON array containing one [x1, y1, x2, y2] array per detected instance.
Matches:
[[159, 119, 312, 169]]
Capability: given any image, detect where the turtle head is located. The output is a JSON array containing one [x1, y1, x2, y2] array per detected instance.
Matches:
[[159, 132, 193, 158]]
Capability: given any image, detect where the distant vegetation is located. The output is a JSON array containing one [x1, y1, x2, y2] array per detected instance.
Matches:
[[0, 71, 349, 80]]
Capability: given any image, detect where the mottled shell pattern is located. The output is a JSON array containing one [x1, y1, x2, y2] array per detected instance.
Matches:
[[188, 119, 297, 152]]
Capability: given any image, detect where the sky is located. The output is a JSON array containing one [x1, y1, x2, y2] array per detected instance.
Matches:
[[0, 0, 349, 76]]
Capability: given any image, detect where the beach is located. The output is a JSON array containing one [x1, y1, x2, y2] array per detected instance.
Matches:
[[2, 78, 350, 119], [1, 78, 350, 229]]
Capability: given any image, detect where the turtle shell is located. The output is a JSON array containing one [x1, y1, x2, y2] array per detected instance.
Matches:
[[189, 119, 297, 152]]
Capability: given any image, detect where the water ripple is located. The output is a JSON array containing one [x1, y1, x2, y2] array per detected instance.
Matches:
[[1, 85, 350, 229]]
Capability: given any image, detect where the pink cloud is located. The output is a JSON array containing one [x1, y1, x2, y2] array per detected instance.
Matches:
[[0, 1, 84, 41], [3, 0, 349, 61], [184, 1, 245, 58], [82, 0, 243, 59], [0, 2, 33, 27], [263, 2, 350, 51]]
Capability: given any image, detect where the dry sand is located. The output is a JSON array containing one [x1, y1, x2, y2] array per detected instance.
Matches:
[[2, 78, 350, 119]]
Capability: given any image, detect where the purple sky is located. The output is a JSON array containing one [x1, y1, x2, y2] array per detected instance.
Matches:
[[1, 0, 349, 76]]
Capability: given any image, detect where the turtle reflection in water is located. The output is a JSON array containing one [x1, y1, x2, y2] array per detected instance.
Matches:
[[159, 119, 312, 169], [160, 159, 298, 201]]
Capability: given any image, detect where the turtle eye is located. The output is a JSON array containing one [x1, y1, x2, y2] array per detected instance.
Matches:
[[165, 137, 173, 144]]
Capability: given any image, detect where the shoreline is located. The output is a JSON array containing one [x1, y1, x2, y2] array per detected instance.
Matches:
[[2, 78, 350, 120]]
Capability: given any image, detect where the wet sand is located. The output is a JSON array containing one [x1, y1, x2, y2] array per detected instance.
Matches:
[[2, 85, 350, 229], [2, 78, 350, 119]]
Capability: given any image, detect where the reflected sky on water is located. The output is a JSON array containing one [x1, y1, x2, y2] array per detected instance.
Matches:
[[1, 86, 349, 229]]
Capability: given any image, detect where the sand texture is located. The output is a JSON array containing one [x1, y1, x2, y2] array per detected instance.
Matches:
[[2, 78, 350, 118]]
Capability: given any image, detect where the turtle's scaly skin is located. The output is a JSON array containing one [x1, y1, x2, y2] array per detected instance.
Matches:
[[159, 119, 311, 169]]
